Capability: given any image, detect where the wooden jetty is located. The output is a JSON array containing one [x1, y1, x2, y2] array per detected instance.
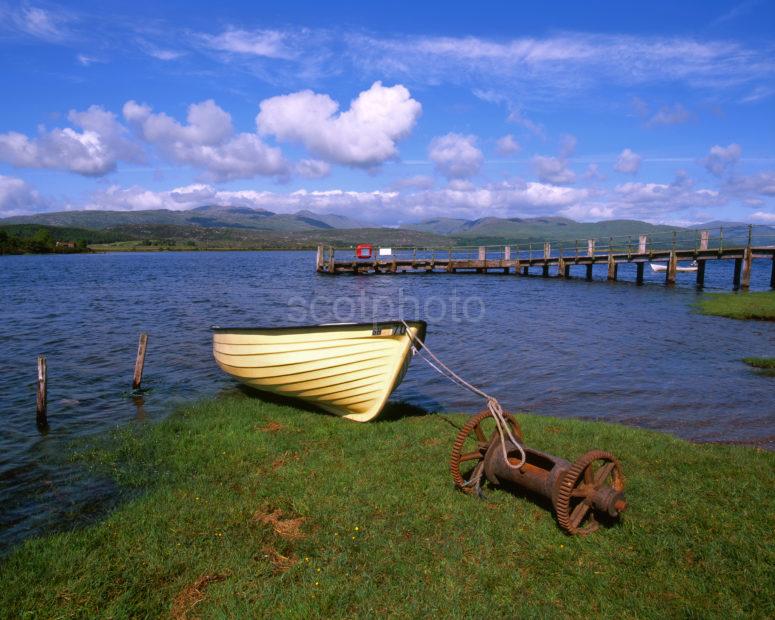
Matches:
[[316, 225, 775, 290]]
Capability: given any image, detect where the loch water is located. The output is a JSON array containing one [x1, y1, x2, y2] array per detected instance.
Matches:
[[1, 251, 773, 554]]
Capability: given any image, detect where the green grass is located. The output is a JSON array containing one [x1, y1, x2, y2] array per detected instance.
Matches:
[[697, 291, 775, 321], [743, 357, 775, 377], [1, 394, 773, 618]]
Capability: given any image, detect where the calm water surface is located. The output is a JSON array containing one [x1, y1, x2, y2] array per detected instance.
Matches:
[[1, 251, 774, 553]]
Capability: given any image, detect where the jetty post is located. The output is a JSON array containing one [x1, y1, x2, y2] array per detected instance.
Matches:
[[733, 258, 742, 290], [36, 355, 47, 429], [607, 254, 617, 281], [696, 231, 709, 288], [771, 255, 775, 289], [636, 262, 644, 285], [638, 235, 647, 254], [315, 245, 324, 272], [542, 242, 551, 277], [666, 252, 678, 285], [741, 248, 753, 290], [132, 333, 148, 390]]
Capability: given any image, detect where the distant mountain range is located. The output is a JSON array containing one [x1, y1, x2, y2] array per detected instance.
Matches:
[[0, 205, 366, 232], [401, 216, 686, 242], [1, 206, 771, 250]]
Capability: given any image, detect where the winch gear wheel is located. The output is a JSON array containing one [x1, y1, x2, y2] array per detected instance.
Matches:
[[450, 409, 523, 493], [555, 450, 625, 536]]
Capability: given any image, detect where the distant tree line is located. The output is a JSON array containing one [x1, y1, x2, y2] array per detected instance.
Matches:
[[0, 226, 91, 255]]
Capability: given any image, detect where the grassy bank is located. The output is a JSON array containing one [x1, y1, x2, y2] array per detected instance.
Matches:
[[697, 291, 775, 320], [743, 357, 775, 377], [1, 395, 773, 617]]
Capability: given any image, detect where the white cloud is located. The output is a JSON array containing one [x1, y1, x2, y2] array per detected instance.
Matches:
[[296, 159, 331, 179], [428, 133, 483, 179], [148, 49, 183, 61], [390, 175, 434, 190], [202, 28, 295, 59], [6, 5, 72, 41], [723, 171, 775, 196], [496, 134, 520, 156], [257, 82, 421, 168], [0, 175, 47, 215], [583, 164, 605, 181], [123, 99, 287, 181], [76, 53, 103, 66], [648, 103, 692, 126], [614, 148, 642, 174], [346, 32, 775, 102], [0, 105, 142, 176], [702, 143, 741, 176], [750, 210, 775, 223], [533, 156, 575, 185]]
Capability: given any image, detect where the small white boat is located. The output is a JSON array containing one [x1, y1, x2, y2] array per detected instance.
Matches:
[[213, 321, 426, 422], [649, 260, 698, 273]]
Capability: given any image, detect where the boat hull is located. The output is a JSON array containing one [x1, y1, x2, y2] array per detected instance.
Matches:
[[212, 321, 426, 422]]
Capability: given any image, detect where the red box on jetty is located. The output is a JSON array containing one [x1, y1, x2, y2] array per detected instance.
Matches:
[[355, 244, 373, 259]]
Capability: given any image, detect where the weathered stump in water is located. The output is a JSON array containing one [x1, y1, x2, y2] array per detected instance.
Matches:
[[37, 355, 47, 429], [132, 333, 148, 390]]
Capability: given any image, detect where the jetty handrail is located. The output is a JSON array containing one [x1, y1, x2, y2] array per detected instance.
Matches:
[[325, 224, 775, 259]]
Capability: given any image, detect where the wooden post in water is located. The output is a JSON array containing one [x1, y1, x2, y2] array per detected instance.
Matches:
[[522, 266, 529, 276], [132, 333, 148, 390], [564, 263, 571, 278], [315, 245, 324, 272], [557, 257, 566, 278], [607, 254, 617, 281], [638, 235, 647, 254], [636, 262, 644, 285], [586, 263, 593, 281], [733, 258, 742, 290], [587, 239, 595, 257], [696, 259, 706, 289], [741, 247, 752, 290], [666, 251, 677, 285], [771, 255, 775, 290], [36, 355, 47, 429], [503, 246, 510, 261]]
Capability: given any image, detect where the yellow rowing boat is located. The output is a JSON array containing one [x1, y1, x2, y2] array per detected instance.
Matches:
[[212, 321, 426, 422]]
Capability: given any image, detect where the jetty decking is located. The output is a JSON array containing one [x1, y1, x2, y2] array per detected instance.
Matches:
[[316, 225, 775, 290]]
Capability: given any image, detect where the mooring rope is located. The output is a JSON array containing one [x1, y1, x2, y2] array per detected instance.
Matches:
[[401, 320, 526, 470]]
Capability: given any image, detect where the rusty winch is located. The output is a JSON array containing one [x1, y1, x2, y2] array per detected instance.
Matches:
[[450, 410, 627, 535]]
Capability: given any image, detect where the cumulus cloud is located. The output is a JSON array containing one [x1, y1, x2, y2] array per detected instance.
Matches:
[[614, 148, 642, 174], [0, 105, 142, 176], [750, 210, 775, 223], [296, 159, 331, 179], [583, 164, 605, 181], [648, 103, 692, 126], [83, 179, 592, 223], [496, 134, 520, 156], [123, 99, 287, 181], [428, 133, 483, 179], [0, 175, 47, 215], [702, 143, 741, 176], [532, 137, 577, 185], [390, 175, 434, 190], [533, 156, 575, 184], [257, 82, 421, 168]]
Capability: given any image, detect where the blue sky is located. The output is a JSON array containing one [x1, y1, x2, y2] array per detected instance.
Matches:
[[0, 0, 773, 225]]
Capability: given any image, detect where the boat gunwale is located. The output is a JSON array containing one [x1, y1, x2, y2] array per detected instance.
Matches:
[[212, 320, 427, 351]]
